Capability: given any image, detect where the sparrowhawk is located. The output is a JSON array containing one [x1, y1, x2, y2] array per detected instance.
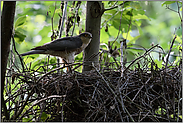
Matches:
[[21, 32, 92, 63]]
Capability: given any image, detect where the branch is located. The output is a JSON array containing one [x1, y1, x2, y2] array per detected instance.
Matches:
[[12, 87, 34, 120], [112, 2, 124, 44], [59, 1, 67, 38], [71, 1, 81, 36], [11, 34, 25, 72], [57, 1, 68, 73], [103, 1, 128, 12], [123, 44, 159, 73], [92, 62, 135, 122], [36, 63, 79, 84], [50, 1, 57, 41], [165, 35, 177, 70]]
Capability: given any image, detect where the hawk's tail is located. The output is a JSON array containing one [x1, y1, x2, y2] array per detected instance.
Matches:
[[20, 50, 45, 56]]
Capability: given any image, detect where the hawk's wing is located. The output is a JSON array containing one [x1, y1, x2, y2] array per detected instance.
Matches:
[[31, 36, 83, 51]]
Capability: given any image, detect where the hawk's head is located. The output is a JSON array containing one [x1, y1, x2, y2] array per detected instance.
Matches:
[[79, 32, 92, 44]]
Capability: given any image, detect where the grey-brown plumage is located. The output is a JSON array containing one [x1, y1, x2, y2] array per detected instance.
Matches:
[[21, 32, 92, 63]]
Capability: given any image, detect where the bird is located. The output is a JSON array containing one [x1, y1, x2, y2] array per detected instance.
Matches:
[[21, 32, 92, 64]]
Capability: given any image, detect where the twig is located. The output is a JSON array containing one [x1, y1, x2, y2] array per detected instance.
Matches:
[[104, 1, 128, 12], [11, 34, 25, 72], [92, 62, 135, 122], [59, 1, 67, 38], [111, 2, 125, 47], [36, 63, 78, 83], [123, 44, 159, 73], [176, 2, 182, 22], [165, 35, 177, 70], [126, 9, 133, 40], [12, 87, 34, 120], [132, 76, 152, 101], [120, 41, 124, 77], [18, 95, 66, 120], [71, 2, 81, 36], [114, 98, 123, 121], [57, 1, 67, 73], [177, 88, 181, 122], [61, 90, 67, 122], [50, 1, 57, 41]]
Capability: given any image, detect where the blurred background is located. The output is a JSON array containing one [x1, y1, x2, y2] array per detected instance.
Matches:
[[2, 1, 182, 71]]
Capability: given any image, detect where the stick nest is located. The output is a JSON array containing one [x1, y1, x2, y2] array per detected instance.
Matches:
[[3, 47, 182, 122]]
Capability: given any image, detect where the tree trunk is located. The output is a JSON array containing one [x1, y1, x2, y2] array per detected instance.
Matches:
[[82, 1, 104, 72], [1, 1, 16, 120]]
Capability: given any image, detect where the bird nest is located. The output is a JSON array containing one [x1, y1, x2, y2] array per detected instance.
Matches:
[[3, 46, 182, 122]]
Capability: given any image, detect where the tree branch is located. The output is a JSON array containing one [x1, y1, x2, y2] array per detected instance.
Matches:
[[11, 34, 25, 72], [103, 1, 128, 12]]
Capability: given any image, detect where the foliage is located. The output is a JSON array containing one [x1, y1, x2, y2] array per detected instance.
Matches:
[[12, 1, 182, 72]]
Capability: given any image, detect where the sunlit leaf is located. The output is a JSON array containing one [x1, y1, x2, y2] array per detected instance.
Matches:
[[162, 1, 176, 6], [14, 30, 26, 44], [100, 27, 109, 43], [22, 118, 32, 122], [15, 16, 27, 28], [154, 59, 163, 68], [132, 14, 150, 20], [1, 1, 3, 11], [55, 8, 61, 13], [175, 35, 182, 43], [130, 1, 141, 9], [23, 57, 35, 64], [35, 15, 46, 23]]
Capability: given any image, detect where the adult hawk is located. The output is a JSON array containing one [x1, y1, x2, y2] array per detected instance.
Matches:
[[21, 32, 92, 63]]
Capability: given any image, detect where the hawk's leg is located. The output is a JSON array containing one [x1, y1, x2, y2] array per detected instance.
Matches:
[[62, 58, 72, 72]]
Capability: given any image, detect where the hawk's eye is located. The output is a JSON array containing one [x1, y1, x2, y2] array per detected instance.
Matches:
[[85, 34, 87, 37]]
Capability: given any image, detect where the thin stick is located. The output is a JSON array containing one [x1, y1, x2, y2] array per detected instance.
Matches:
[[59, 1, 67, 38], [57, 1, 68, 72], [36, 63, 78, 83], [92, 62, 135, 122], [71, 2, 81, 36], [165, 35, 177, 70], [11, 34, 25, 72], [120, 41, 123, 77], [104, 1, 128, 12], [123, 44, 159, 73]]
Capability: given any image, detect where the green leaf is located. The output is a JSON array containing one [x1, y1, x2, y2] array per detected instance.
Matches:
[[41, 112, 48, 121], [100, 27, 109, 43], [104, 9, 117, 15], [35, 15, 46, 23], [22, 118, 32, 122], [126, 11, 133, 16], [1, 1, 3, 11], [108, 26, 118, 38], [15, 16, 27, 28], [14, 30, 26, 44], [23, 57, 35, 64], [154, 59, 163, 68], [132, 14, 150, 20], [130, 1, 141, 9], [55, 8, 61, 13], [162, 1, 176, 6]]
